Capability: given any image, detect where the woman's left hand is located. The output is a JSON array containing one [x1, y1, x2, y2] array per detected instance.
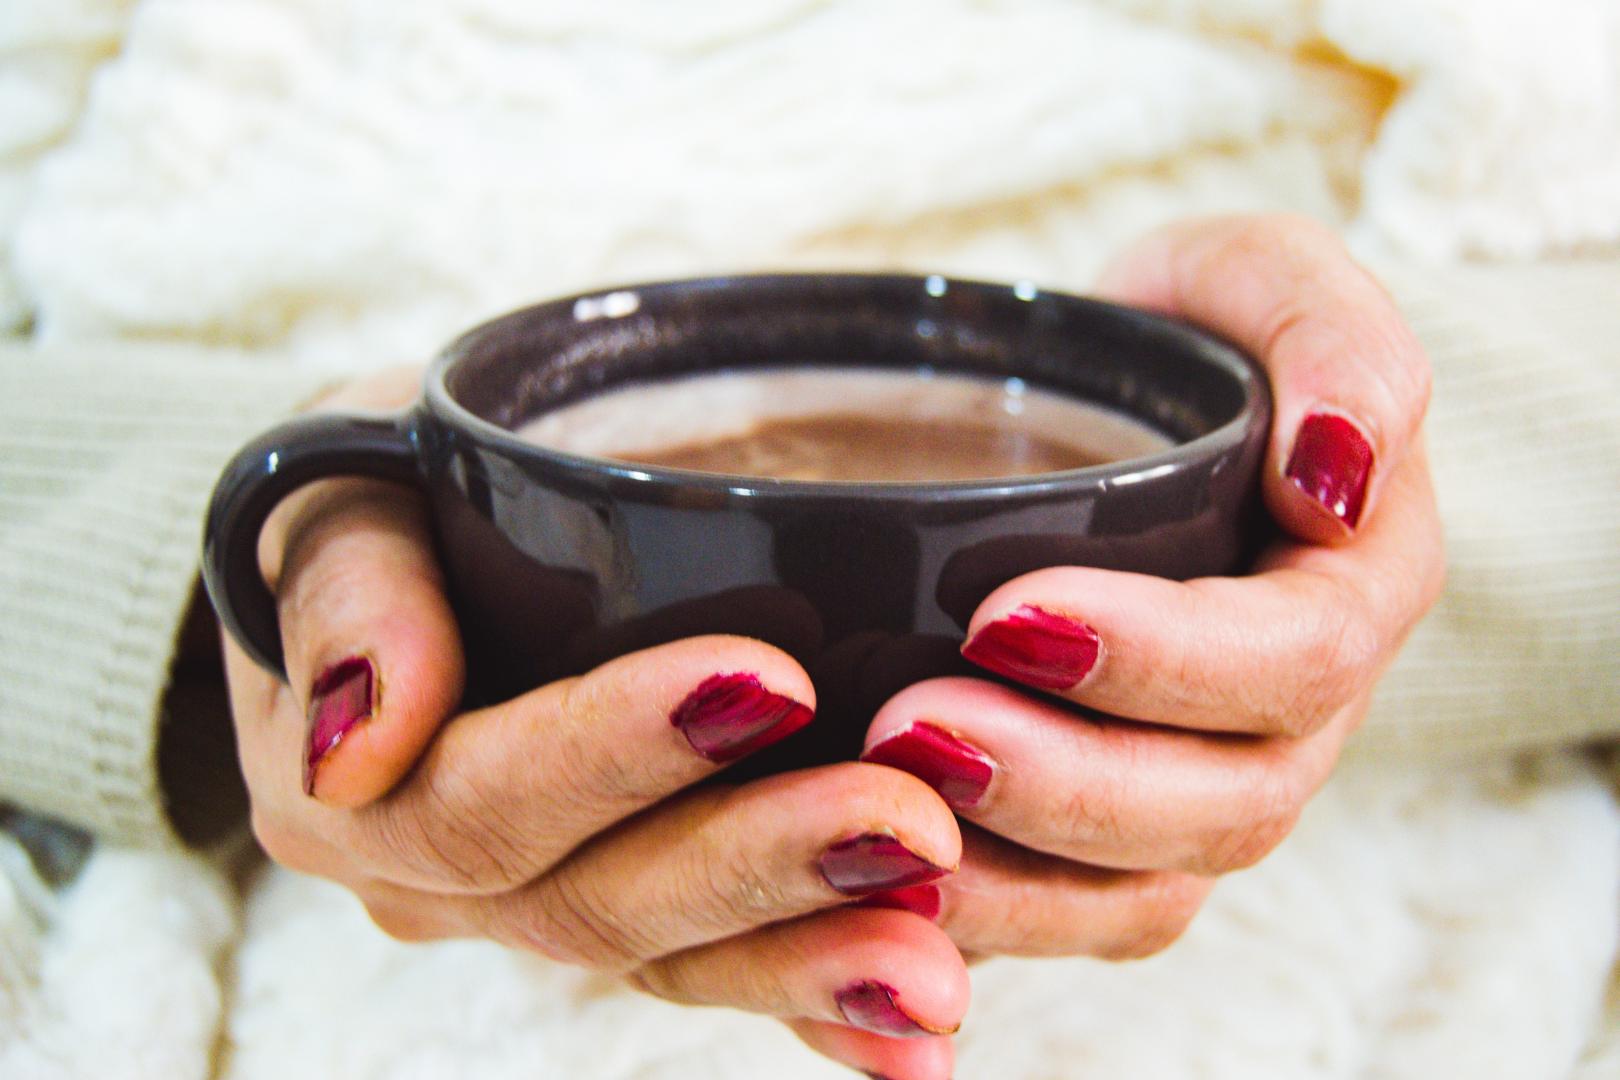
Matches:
[[855, 215, 1445, 961]]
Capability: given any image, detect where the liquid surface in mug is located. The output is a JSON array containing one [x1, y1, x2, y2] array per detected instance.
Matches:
[[515, 367, 1173, 483]]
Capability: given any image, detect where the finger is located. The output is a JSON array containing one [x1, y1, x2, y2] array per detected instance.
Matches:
[[343, 636, 817, 893], [354, 887, 959, 1080], [863, 677, 1359, 874], [959, 443, 1443, 736], [467, 763, 959, 970], [268, 477, 465, 807], [1094, 213, 1432, 539], [788, 1017, 956, 1080], [357, 887, 960, 1080], [633, 908, 968, 1040], [935, 826, 1212, 959]]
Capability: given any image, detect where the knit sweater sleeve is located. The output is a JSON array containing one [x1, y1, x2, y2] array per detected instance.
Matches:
[[1351, 258, 1620, 760], [0, 344, 333, 846]]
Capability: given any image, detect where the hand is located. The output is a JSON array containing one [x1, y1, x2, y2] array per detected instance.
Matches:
[[860, 215, 1445, 960], [224, 371, 969, 1080]]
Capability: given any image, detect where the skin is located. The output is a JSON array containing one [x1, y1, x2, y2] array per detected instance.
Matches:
[[222, 215, 1444, 1080]]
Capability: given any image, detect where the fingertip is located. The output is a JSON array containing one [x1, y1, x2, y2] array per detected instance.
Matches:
[[958, 569, 1110, 693], [819, 909, 970, 1038], [302, 653, 376, 800], [273, 479, 466, 807], [1093, 215, 1428, 550], [303, 617, 466, 807], [1269, 408, 1378, 544], [808, 761, 963, 877], [627, 635, 817, 764], [789, 1018, 956, 1080], [692, 634, 819, 714], [862, 682, 1003, 814]]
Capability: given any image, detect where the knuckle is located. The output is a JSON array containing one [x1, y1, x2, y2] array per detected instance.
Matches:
[[369, 769, 536, 893], [1398, 339, 1434, 424], [1109, 873, 1210, 960], [1207, 213, 1341, 276], [696, 821, 797, 930], [313, 366, 423, 413], [1057, 752, 1134, 852], [553, 677, 666, 807], [625, 960, 678, 1003], [1362, 325, 1432, 443], [277, 524, 369, 618], [1208, 809, 1299, 874], [522, 871, 653, 972], [361, 898, 442, 944], [1274, 599, 1377, 737], [1203, 768, 1305, 874], [1421, 543, 1448, 613], [250, 810, 321, 875]]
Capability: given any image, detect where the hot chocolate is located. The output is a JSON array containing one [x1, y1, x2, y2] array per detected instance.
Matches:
[[515, 367, 1172, 483]]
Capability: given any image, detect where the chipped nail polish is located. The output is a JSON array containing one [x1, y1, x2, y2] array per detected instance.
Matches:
[[961, 604, 1099, 690], [862, 722, 994, 809], [852, 883, 942, 921], [670, 672, 813, 763], [836, 979, 955, 1038], [305, 655, 374, 794], [820, 833, 950, 896]]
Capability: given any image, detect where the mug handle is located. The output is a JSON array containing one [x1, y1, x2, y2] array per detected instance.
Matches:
[[202, 411, 422, 678]]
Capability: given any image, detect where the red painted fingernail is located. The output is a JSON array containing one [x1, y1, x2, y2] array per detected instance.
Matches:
[[961, 604, 1099, 690], [862, 722, 994, 810], [670, 672, 813, 763], [852, 883, 942, 921], [820, 833, 950, 896], [835, 979, 956, 1038], [305, 656, 374, 795], [1285, 412, 1374, 530]]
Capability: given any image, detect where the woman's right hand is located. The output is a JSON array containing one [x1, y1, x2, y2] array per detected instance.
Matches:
[[221, 371, 967, 1080]]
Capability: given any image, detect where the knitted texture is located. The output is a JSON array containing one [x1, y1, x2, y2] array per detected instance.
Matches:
[[0, 344, 329, 843], [1356, 262, 1620, 758]]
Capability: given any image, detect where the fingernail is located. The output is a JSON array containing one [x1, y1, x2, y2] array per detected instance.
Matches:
[[835, 979, 956, 1038], [861, 722, 994, 810], [305, 656, 374, 795], [852, 883, 942, 921], [1285, 412, 1374, 530], [820, 833, 950, 896], [961, 604, 1099, 690], [670, 672, 814, 763]]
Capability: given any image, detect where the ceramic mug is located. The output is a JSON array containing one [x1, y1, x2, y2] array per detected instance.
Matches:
[[203, 274, 1272, 775]]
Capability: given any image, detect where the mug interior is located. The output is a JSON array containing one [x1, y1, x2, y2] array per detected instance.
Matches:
[[437, 274, 1255, 467]]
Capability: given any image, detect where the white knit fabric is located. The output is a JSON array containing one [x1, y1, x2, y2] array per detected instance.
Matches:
[[2, 1, 1619, 1077], [0, 0, 137, 330], [203, 756, 1620, 1080], [0, 845, 235, 1080]]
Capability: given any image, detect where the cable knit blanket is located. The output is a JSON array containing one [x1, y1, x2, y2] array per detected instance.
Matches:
[[3, 2, 1620, 1077]]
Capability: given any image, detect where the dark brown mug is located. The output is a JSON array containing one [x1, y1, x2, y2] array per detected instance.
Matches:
[[203, 273, 1271, 775]]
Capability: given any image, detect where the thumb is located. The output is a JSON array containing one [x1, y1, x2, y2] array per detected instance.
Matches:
[[267, 475, 465, 807], [1094, 213, 1432, 543]]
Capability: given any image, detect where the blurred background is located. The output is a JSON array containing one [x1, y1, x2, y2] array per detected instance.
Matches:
[[6, 1, 1616, 367]]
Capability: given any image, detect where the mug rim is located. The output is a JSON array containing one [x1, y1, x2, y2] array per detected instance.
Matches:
[[422, 272, 1268, 503]]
